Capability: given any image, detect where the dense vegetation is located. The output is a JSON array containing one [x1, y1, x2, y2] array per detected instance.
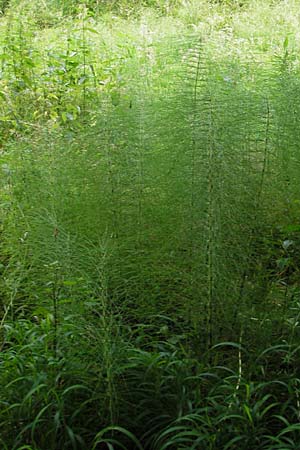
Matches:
[[1, 0, 300, 448]]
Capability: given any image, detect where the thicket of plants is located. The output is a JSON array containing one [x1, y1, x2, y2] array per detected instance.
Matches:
[[1, 0, 300, 448]]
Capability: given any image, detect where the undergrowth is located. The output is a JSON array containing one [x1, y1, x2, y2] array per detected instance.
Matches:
[[1, 0, 300, 448]]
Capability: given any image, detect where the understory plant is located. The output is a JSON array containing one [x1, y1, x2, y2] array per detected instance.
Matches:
[[2, 1, 300, 449]]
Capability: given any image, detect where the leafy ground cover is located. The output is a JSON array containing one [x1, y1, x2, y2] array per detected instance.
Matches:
[[1, 1, 300, 448]]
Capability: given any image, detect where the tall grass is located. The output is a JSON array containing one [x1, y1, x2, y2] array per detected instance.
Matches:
[[2, 0, 300, 448]]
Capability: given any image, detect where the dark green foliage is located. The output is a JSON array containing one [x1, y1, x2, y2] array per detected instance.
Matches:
[[2, 322, 300, 449], [0, 0, 9, 14]]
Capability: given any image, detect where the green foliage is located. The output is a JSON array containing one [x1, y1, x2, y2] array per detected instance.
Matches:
[[0, 0, 9, 14], [6, 0, 182, 19], [2, 0, 300, 448]]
